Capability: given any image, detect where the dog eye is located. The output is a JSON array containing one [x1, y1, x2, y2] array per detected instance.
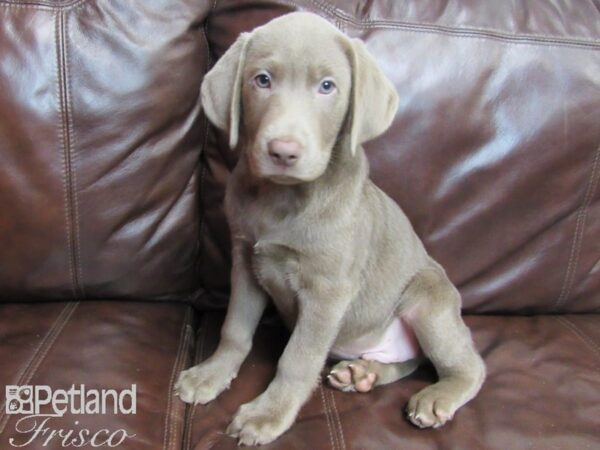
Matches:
[[318, 79, 336, 94], [254, 73, 272, 89]]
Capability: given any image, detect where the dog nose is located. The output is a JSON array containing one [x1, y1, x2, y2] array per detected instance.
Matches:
[[268, 139, 302, 167]]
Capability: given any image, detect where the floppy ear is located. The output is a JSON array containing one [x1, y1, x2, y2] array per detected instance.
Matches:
[[201, 32, 251, 149], [347, 38, 399, 155]]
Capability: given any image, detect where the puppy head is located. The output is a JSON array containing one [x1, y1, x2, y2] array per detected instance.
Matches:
[[201, 12, 398, 185]]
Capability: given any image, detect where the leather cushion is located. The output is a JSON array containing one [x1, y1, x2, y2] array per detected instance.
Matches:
[[0, 301, 194, 449], [0, 0, 211, 301], [185, 312, 600, 449]]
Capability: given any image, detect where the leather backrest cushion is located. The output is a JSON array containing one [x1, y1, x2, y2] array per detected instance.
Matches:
[[199, 0, 600, 313], [0, 1, 211, 301]]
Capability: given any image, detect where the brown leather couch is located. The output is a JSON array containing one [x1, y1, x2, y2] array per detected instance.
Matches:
[[1, 1, 599, 449]]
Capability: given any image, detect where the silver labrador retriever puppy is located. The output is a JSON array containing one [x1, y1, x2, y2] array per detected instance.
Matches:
[[176, 12, 485, 446]]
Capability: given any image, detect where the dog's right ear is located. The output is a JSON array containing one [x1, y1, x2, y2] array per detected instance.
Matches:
[[201, 32, 251, 149]]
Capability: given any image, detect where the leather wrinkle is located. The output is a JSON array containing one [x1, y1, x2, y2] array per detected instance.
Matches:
[[458, 205, 576, 292], [555, 145, 600, 311], [556, 316, 600, 371], [192, 0, 218, 305], [164, 306, 194, 450], [0, 302, 79, 435]]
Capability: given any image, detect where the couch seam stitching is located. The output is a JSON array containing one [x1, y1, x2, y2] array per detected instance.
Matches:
[[556, 317, 600, 370], [163, 307, 192, 450], [328, 389, 346, 450], [327, 385, 341, 450], [0, 302, 79, 435], [310, 0, 600, 48], [554, 144, 600, 311], [275, 0, 600, 51], [55, 11, 77, 298], [173, 311, 194, 450], [324, 388, 341, 450], [57, 10, 84, 298], [183, 313, 208, 450], [0, 0, 86, 10], [62, 7, 85, 298], [0, 303, 70, 431], [164, 308, 189, 450], [319, 384, 337, 450]]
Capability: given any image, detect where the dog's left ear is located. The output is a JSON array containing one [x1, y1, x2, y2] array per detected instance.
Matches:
[[201, 32, 251, 149], [346, 38, 399, 155]]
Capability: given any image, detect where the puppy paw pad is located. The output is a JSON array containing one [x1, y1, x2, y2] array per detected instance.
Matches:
[[327, 359, 377, 393], [406, 388, 457, 429]]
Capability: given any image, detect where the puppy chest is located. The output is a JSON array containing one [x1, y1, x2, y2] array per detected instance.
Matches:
[[251, 242, 300, 323]]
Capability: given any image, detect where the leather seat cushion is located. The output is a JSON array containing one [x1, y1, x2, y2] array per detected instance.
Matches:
[[0, 301, 194, 450], [186, 313, 600, 450]]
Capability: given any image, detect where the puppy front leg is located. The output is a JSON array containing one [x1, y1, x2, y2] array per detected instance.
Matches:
[[227, 278, 351, 446], [176, 241, 268, 405]]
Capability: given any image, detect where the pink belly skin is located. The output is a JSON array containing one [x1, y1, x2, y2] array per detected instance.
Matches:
[[330, 317, 421, 364]]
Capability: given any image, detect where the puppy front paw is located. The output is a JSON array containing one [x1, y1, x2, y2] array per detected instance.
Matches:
[[175, 363, 236, 405], [406, 384, 458, 428], [226, 394, 298, 446]]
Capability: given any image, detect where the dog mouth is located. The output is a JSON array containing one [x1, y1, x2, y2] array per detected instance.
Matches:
[[249, 155, 326, 185], [251, 162, 305, 184], [266, 174, 303, 185], [247, 150, 306, 184]]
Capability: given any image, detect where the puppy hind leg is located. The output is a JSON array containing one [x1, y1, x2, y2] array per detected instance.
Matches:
[[328, 357, 423, 393], [402, 266, 485, 429]]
